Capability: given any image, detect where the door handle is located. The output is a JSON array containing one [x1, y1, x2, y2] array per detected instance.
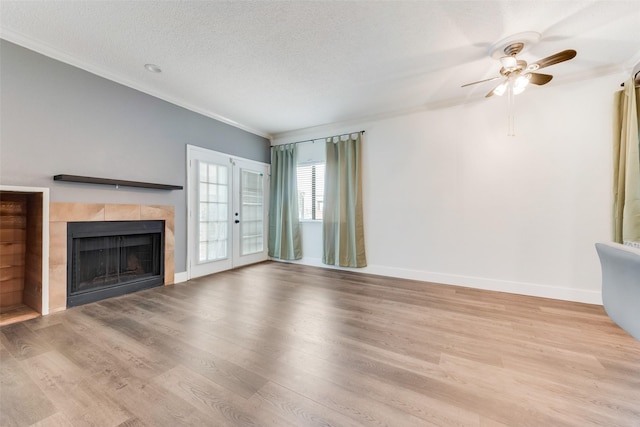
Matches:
[[235, 220, 240, 224]]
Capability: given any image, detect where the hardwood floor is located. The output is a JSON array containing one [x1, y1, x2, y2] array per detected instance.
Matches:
[[1, 261, 639, 426]]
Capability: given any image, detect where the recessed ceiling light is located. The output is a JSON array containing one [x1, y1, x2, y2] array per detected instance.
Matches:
[[144, 63, 162, 73]]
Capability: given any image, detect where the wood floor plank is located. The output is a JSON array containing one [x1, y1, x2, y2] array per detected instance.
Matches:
[[115, 418, 149, 427], [59, 309, 178, 381], [21, 311, 65, 332], [28, 412, 74, 427], [234, 346, 481, 426], [33, 322, 124, 376], [238, 347, 432, 427], [20, 351, 132, 426], [153, 364, 262, 426], [439, 353, 639, 426], [80, 304, 269, 399], [0, 347, 56, 426], [249, 381, 366, 427], [1, 321, 51, 360], [277, 346, 493, 427], [1, 261, 639, 426], [87, 367, 214, 426]]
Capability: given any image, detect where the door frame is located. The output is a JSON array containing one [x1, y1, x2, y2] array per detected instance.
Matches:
[[186, 144, 270, 280]]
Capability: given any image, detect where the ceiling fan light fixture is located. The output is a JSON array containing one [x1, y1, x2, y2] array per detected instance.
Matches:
[[512, 85, 525, 95], [512, 74, 531, 94], [493, 82, 508, 96]]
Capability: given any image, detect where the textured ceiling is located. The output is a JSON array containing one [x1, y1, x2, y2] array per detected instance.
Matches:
[[1, 1, 639, 138]]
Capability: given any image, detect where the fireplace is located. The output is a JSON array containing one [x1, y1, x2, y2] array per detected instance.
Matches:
[[67, 221, 164, 307]]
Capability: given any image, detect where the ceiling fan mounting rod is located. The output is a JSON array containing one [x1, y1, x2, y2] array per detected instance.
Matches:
[[503, 42, 524, 56]]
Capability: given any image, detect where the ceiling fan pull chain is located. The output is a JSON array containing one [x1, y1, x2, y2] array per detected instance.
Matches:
[[507, 84, 516, 137]]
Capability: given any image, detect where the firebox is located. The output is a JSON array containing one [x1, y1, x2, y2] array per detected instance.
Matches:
[[66, 221, 164, 307]]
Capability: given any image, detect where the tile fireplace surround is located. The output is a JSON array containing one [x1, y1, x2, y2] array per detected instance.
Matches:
[[49, 203, 175, 313]]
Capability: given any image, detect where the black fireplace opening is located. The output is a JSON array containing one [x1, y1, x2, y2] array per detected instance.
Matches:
[[67, 220, 164, 307]]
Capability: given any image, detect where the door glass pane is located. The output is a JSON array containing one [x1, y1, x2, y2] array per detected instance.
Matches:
[[198, 160, 229, 263], [241, 169, 264, 255]]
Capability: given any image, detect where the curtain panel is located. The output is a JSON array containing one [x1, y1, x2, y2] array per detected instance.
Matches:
[[613, 79, 640, 245], [323, 134, 367, 267], [268, 144, 302, 260]]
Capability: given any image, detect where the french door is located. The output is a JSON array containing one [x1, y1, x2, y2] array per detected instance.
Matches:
[[187, 145, 269, 279]]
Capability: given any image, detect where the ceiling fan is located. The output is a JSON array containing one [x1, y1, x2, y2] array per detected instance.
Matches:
[[462, 34, 577, 98]]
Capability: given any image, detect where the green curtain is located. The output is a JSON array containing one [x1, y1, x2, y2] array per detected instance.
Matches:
[[613, 79, 640, 244], [268, 143, 302, 260], [323, 134, 367, 267]]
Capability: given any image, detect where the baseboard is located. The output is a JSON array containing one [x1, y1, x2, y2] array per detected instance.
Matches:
[[272, 257, 602, 305], [174, 271, 189, 284]]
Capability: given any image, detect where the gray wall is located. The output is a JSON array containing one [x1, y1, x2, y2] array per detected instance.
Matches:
[[0, 40, 271, 273]]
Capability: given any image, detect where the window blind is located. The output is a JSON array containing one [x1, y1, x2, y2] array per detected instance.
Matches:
[[297, 163, 325, 220]]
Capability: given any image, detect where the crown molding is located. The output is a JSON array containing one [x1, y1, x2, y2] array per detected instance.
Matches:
[[0, 29, 271, 139]]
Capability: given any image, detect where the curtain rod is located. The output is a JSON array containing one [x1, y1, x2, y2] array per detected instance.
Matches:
[[620, 70, 640, 87], [286, 130, 365, 146]]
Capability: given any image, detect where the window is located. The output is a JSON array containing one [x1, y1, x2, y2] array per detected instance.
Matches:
[[296, 140, 326, 221], [297, 163, 325, 220]]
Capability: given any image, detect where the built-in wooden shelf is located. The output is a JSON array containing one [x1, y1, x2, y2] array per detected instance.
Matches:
[[53, 175, 183, 190], [0, 304, 40, 327]]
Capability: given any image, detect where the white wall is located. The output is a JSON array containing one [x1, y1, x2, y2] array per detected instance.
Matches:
[[273, 73, 624, 304]]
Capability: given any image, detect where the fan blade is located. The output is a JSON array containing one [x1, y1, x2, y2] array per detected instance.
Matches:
[[461, 76, 501, 87], [530, 49, 576, 70], [529, 73, 553, 85]]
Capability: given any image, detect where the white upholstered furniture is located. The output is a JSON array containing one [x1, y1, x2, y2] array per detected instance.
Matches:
[[595, 242, 640, 341]]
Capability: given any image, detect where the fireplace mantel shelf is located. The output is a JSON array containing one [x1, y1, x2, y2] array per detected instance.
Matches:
[[53, 175, 183, 190]]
